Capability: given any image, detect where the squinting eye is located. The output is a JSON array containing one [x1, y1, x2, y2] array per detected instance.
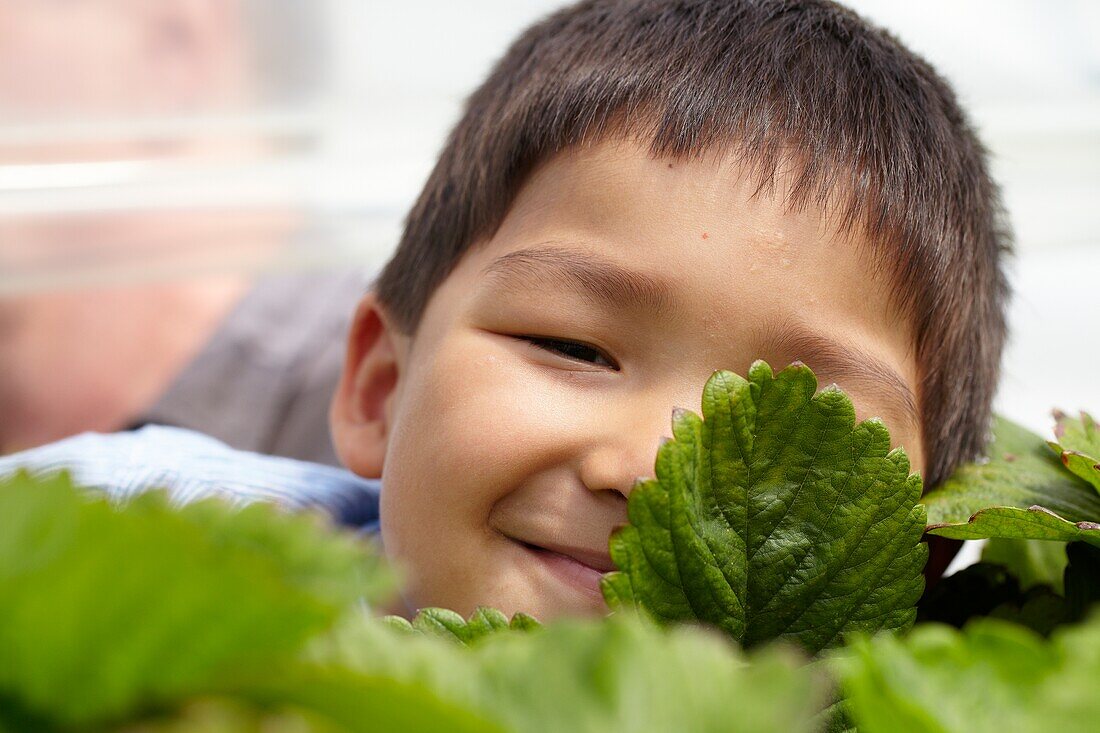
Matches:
[[519, 336, 618, 370]]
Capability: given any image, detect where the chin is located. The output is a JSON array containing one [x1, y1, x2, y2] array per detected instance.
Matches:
[[406, 576, 610, 623], [489, 577, 611, 622]]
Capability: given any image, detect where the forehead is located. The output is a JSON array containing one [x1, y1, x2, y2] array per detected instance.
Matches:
[[502, 139, 875, 288], [488, 138, 909, 330], [444, 137, 920, 440]]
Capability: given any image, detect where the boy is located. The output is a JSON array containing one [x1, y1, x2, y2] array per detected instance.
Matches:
[[0, 0, 1008, 621]]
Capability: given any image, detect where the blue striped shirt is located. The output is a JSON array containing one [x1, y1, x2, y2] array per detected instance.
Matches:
[[0, 426, 381, 533]]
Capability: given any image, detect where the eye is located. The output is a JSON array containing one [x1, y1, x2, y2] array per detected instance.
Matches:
[[518, 336, 619, 370]]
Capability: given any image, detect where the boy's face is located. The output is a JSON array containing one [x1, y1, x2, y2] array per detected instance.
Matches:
[[332, 138, 923, 621]]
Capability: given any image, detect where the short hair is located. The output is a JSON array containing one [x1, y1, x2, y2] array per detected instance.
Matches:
[[373, 0, 1011, 489]]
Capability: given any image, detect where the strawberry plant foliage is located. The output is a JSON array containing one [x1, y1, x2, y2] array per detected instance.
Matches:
[[924, 416, 1100, 546], [0, 463, 821, 733], [601, 361, 927, 653], [382, 606, 541, 645], [8, 362, 1100, 732], [981, 538, 1068, 594], [0, 469, 392, 729], [314, 612, 823, 733], [916, 560, 1070, 636], [1050, 410, 1100, 491], [837, 613, 1100, 733]]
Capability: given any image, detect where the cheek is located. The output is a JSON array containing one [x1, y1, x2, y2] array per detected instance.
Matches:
[[389, 343, 570, 504], [377, 331, 593, 610]]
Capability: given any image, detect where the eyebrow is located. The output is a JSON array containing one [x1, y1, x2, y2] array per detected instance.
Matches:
[[481, 246, 918, 431], [481, 245, 674, 314], [760, 320, 920, 432]]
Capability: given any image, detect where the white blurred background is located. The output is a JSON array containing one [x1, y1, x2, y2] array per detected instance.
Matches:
[[1, 0, 1097, 436]]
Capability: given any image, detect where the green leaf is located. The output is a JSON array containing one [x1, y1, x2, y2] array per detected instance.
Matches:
[[917, 559, 1067, 636], [221, 663, 501, 733], [312, 612, 824, 733], [1050, 410, 1100, 492], [928, 505, 1100, 546], [816, 699, 857, 733], [383, 607, 541, 646], [6, 472, 810, 733], [982, 538, 1067, 593], [172, 497, 394, 610], [924, 417, 1100, 546], [837, 614, 1100, 733], [987, 586, 1067, 637], [601, 361, 927, 653], [0, 470, 391, 729], [116, 697, 348, 733]]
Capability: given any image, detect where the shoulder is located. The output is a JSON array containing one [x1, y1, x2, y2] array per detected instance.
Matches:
[[0, 426, 380, 531]]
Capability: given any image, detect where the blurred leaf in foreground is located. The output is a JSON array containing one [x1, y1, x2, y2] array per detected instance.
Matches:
[[115, 698, 344, 733], [838, 613, 1100, 733], [310, 612, 823, 733], [0, 470, 391, 730]]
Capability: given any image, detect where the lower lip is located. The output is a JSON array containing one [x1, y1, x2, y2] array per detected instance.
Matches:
[[519, 542, 606, 599]]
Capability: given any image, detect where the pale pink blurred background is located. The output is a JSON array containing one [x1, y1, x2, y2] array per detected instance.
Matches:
[[1, 1, 1097, 461]]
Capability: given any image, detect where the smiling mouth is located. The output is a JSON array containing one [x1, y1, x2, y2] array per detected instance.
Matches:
[[514, 539, 614, 599]]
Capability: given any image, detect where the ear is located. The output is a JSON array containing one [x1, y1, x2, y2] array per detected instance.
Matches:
[[330, 292, 406, 479]]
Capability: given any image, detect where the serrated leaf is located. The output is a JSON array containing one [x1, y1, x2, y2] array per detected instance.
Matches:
[[391, 607, 541, 646], [837, 614, 1100, 733], [1050, 410, 1100, 491], [506, 612, 542, 633], [601, 362, 927, 654], [312, 612, 823, 733], [0, 470, 390, 729], [924, 417, 1100, 546], [413, 607, 478, 641], [816, 699, 857, 733]]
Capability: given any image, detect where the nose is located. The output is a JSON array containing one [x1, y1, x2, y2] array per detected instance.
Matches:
[[577, 392, 686, 500]]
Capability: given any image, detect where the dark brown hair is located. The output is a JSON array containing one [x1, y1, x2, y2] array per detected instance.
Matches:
[[374, 0, 1011, 488]]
